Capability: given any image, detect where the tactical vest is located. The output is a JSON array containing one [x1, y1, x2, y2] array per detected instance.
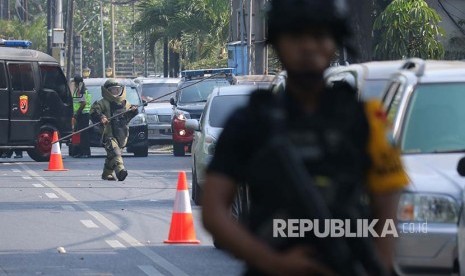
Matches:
[[73, 87, 92, 113], [244, 87, 371, 245]]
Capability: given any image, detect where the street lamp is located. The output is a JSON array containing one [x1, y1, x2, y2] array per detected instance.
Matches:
[[83, 67, 91, 78]]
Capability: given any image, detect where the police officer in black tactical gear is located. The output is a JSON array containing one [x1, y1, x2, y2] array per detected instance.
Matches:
[[202, 0, 409, 275]]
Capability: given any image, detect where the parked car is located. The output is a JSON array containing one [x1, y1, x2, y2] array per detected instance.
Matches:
[[135, 78, 180, 145], [83, 78, 149, 157], [382, 59, 465, 275], [185, 85, 257, 206], [0, 41, 73, 162], [324, 60, 406, 100], [170, 68, 234, 156]]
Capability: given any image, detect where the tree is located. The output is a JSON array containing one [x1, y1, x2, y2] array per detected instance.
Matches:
[[374, 0, 445, 59], [133, 0, 229, 75], [0, 16, 47, 52]]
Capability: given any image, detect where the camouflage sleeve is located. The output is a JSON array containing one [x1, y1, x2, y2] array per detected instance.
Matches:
[[124, 101, 138, 122], [90, 100, 105, 123], [365, 100, 409, 194]]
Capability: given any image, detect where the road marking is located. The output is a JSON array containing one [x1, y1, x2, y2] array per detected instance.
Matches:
[[138, 265, 164, 276], [81, 220, 99, 228], [19, 163, 189, 276], [32, 183, 44, 188], [62, 205, 75, 211], [45, 193, 59, 199], [22, 176, 32, 180], [11, 169, 20, 173], [106, 240, 125, 248]]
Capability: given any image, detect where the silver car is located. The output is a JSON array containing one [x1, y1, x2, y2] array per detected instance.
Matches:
[[185, 85, 257, 205], [135, 78, 180, 144], [325, 60, 406, 100], [382, 59, 465, 275]]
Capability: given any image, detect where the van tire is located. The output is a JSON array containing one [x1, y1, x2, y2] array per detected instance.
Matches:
[[134, 146, 149, 157], [27, 128, 55, 162], [173, 142, 185, 156]]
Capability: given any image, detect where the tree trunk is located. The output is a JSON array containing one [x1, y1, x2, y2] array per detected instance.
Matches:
[[347, 0, 375, 62], [163, 36, 168, 77]]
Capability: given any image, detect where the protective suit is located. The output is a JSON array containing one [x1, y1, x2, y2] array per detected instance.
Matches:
[[90, 79, 138, 181]]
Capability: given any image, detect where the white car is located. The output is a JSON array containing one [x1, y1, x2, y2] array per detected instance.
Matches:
[[135, 77, 180, 144], [185, 85, 257, 205]]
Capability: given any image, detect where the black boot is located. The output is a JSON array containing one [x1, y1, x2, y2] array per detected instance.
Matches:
[[116, 169, 128, 181]]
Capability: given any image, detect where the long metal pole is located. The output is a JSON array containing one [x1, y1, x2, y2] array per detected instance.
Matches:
[[55, 0, 62, 28], [100, 0, 106, 77], [53, 73, 224, 144], [111, 2, 115, 77], [248, 0, 253, 75], [240, 0, 246, 75], [47, 0, 52, 54], [66, 0, 74, 79]]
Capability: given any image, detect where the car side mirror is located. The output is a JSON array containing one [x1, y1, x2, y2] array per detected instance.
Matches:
[[457, 157, 465, 176], [142, 100, 148, 107], [185, 119, 200, 131], [170, 97, 176, 106]]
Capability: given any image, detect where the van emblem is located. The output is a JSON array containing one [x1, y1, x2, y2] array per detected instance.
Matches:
[[19, 95, 28, 114]]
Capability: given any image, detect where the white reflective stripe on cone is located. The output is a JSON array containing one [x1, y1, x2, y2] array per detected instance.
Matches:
[[51, 142, 61, 155], [173, 190, 192, 213]]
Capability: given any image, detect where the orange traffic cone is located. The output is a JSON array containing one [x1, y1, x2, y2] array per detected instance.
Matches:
[[44, 131, 68, 171], [164, 171, 200, 244]]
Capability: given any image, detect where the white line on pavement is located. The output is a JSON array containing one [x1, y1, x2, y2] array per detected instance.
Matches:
[[11, 169, 20, 173], [22, 176, 32, 180], [19, 163, 189, 276], [45, 193, 59, 199], [32, 184, 44, 188], [106, 240, 125, 248], [138, 265, 164, 276], [80, 220, 99, 228]]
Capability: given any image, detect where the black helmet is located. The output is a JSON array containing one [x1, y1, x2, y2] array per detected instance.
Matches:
[[74, 75, 84, 83], [266, 0, 351, 46]]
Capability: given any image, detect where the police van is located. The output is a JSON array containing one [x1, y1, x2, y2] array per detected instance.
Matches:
[[0, 40, 73, 161]]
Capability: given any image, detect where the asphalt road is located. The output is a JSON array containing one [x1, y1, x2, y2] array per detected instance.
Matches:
[[0, 146, 244, 276]]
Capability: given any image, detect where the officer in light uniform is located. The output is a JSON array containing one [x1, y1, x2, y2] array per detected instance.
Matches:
[[73, 75, 92, 157]]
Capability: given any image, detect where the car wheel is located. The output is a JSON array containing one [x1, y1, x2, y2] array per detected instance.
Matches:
[[27, 128, 55, 162], [134, 146, 149, 157], [173, 142, 185, 156], [192, 168, 202, 206]]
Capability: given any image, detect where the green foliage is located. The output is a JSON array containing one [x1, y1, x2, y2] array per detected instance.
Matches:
[[133, 0, 230, 70], [373, 0, 445, 59], [0, 16, 47, 52]]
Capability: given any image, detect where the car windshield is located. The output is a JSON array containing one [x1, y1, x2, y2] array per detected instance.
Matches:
[[178, 79, 230, 104], [401, 83, 465, 153], [361, 79, 389, 100], [141, 83, 178, 102], [209, 95, 249, 128], [87, 85, 141, 106]]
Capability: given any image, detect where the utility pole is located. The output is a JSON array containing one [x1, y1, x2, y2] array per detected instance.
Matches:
[[100, 0, 106, 77], [47, 0, 53, 54], [248, 0, 253, 75], [66, 0, 74, 79], [111, 2, 115, 77]]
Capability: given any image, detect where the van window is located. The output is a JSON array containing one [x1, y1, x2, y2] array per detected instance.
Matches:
[[39, 65, 71, 103], [8, 63, 35, 91], [0, 63, 6, 89]]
